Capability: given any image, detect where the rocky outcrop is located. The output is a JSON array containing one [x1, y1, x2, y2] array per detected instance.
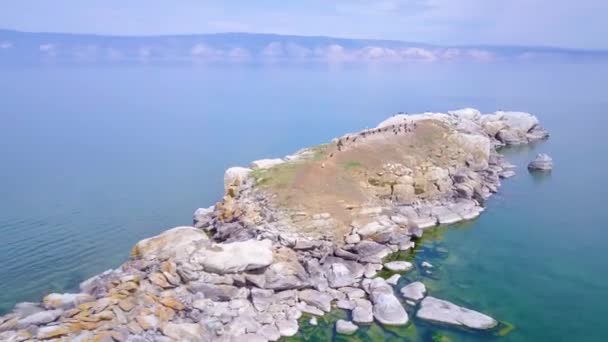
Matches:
[[528, 153, 553, 171], [0, 108, 546, 341], [417, 296, 498, 330]]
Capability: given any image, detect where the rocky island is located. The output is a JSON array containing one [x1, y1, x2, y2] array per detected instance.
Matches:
[[0, 108, 548, 342]]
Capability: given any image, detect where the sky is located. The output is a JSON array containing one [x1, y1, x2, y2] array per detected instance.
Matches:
[[1, 0, 607, 49]]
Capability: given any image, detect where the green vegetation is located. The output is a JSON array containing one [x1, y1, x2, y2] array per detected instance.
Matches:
[[342, 160, 363, 171], [252, 162, 302, 189], [496, 321, 515, 337], [310, 143, 329, 161]]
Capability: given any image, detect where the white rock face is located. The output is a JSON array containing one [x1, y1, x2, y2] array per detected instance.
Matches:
[[190, 239, 273, 274], [16, 309, 63, 328], [448, 108, 482, 121], [224, 166, 252, 192], [251, 158, 285, 169], [386, 274, 400, 285], [417, 296, 498, 330], [131, 226, 208, 261], [336, 320, 358, 334], [400, 282, 426, 302]]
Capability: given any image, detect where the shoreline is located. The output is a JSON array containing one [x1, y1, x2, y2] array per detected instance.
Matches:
[[0, 108, 548, 341]]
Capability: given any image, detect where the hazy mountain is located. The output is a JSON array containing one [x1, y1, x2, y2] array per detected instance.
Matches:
[[1, 29, 606, 66]]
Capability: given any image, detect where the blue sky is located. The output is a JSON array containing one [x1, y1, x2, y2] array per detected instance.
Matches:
[[1, 0, 607, 49]]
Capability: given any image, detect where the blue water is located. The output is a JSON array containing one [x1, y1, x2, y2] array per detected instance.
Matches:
[[1, 62, 607, 341]]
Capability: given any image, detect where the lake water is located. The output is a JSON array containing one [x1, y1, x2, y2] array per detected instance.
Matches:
[[1, 62, 607, 341]]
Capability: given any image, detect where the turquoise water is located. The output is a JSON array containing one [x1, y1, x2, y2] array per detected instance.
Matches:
[[1, 63, 607, 341]]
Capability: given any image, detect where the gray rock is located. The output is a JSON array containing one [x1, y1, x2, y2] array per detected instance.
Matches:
[[259, 324, 281, 341], [400, 281, 427, 302], [336, 320, 358, 335], [190, 239, 273, 274], [386, 274, 400, 285], [17, 309, 63, 328], [344, 234, 361, 244], [161, 322, 209, 342], [189, 283, 248, 301], [368, 278, 409, 325], [336, 299, 355, 310], [323, 257, 365, 288], [193, 206, 214, 228], [261, 260, 309, 290], [353, 241, 392, 262], [528, 153, 553, 171], [384, 261, 413, 272], [364, 263, 383, 278], [309, 317, 318, 326], [251, 287, 275, 311], [298, 289, 332, 312], [421, 261, 433, 268], [352, 299, 374, 324], [12, 302, 43, 318], [417, 296, 498, 330], [275, 319, 298, 337]]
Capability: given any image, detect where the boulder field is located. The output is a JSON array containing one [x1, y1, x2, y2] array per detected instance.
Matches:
[[0, 108, 547, 341]]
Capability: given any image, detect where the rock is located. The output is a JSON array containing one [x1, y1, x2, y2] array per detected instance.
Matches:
[[344, 234, 361, 244], [16, 309, 62, 328], [131, 226, 208, 261], [383, 261, 413, 272], [37, 325, 69, 339], [296, 302, 324, 316], [368, 278, 409, 325], [357, 220, 390, 237], [323, 257, 365, 288], [261, 260, 309, 290], [386, 274, 400, 285], [259, 324, 281, 341], [298, 289, 332, 312], [276, 319, 298, 337], [417, 296, 498, 330], [352, 299, 374, 324], [528, 153, 553, 171], [353, 241, 392, 262], [336, 320, 358, 334], [12, 302, 43, 318], [400, 282, 427, 302], [161, 322, 208, 342], [224, 167, 252, 191], [251, 288, 275, 311], [42, 293, 94, 310], [421, 261, 433, 268], [190, 239, 273, 274], [193, 206, 214, 228], [337, 299, 355, 310], [251, 158, 285, 170], [189, 283, 247, 301], [309, 317, 318, 326], [364, 263, 383, 278]]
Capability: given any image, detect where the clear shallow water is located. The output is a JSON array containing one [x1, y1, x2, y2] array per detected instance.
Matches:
[[1, 63, 607, 341]]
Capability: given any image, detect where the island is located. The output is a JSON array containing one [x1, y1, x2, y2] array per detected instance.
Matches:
[[0, 108, 548, 341]]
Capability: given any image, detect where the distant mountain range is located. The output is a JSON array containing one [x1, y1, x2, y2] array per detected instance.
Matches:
[[1, 29, 606, 66]]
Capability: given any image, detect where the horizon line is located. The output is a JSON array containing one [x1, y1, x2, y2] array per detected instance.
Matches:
[[1, 28, 606, 53]]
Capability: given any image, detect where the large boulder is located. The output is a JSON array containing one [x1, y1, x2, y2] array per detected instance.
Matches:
[[323, 257, 365, 288], [417, 296, 498, 330], [368, 278, 408, 325], [298, 289, 332, 312], [336, 320, 358, 334], [190, 239, 273, 274], [528, 153, 553, 171], [131, 226, 208, 261]]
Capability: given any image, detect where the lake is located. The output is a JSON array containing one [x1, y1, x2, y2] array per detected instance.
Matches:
[[1, 62, 607, 341]]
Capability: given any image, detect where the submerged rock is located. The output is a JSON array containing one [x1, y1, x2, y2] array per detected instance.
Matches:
[[368, 278, 409, 325], [336, 319, 359, 334], [400, 282, 426, 302], [528, 153, 553, 171], [417, 296, 498, 330]]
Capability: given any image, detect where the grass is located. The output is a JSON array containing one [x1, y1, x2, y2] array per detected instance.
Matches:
[[342, 160, 363, 171], [252, 162, 301, 189]]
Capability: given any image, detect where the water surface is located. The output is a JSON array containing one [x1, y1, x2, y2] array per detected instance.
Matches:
[[1, 62, 607, 341]]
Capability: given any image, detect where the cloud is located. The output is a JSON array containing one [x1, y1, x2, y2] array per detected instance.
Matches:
[[0, 41, 12, 49], [335, 0, 432, 15]]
